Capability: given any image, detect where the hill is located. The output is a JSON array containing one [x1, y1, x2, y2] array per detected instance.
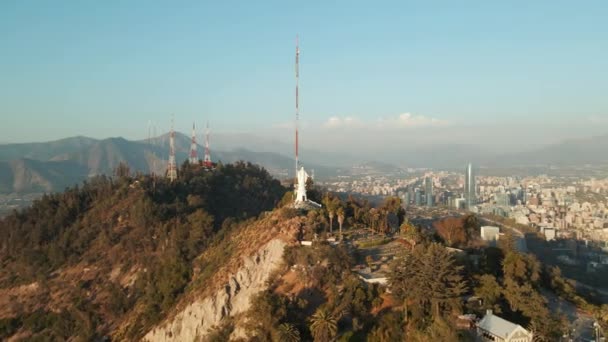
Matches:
[[0, 162, 602, 341], [0, 136, 98, 162], [0, 162, 289, 340], [0, 159, 88, 193]]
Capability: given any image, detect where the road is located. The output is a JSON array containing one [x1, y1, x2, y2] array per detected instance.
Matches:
[[542, 288, 596, 341]]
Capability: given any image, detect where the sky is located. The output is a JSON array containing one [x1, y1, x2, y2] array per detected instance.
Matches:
[[1, 1, 607, 150]]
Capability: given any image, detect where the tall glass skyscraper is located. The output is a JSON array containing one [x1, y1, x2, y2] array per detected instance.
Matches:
[[464, 163, 476, 210], [425, 177, 433, 206]]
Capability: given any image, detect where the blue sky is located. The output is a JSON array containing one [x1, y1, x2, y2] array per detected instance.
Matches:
[[1, 1, 607, 145]]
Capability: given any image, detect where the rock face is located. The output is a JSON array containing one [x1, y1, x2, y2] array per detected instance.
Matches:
[[143, 239, 286, 342]]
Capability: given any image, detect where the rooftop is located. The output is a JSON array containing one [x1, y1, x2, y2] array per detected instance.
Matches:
[[477, 310, 528, 338]]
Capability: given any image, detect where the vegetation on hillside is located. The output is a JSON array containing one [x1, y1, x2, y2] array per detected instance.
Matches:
[[0, 161, 286, 340], [0, 161, 604, 341]]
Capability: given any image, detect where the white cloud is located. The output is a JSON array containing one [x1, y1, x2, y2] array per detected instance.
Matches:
[[322, 116, 363, 128], [379, 112, 448, 128], [323, 113, 448, 129]]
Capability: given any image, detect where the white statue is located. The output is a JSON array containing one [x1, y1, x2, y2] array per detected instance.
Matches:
[[295, 166, 309, 203]]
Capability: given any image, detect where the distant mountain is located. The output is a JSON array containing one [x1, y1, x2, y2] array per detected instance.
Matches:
[[0, 136, 97, 162], [0, 159, 87, 193], [0, 132, 606, 193], [0, 134, 332, 194], [486, 134, 608, 166]]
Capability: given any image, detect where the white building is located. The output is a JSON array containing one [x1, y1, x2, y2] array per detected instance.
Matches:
[[477, 310, 533, 342], [481, 226, 500, 242], [543, 227, 556, 241]]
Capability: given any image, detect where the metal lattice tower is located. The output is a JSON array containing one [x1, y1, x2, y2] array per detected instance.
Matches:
[[295, 35, 300, 189], [189, 122, 198, 164], [203, 121, 212, 168], [167, 115, 177, 181]]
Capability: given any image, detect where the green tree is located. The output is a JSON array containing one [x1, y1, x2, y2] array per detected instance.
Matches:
[[243, 291, 288, 340], [337, 207, 345, 240], [390, 243, 467, 322], [276, 322, 301, 342], [368, 312, 405, 342], [474, 274, 502, 313], [380, 196, 405, 226], [309, 307, 338, 342]]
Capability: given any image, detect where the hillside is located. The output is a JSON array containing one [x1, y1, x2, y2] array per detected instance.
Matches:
[[1, 162, 606, 341], [0, 162, 288, 340], [0, 136, 98, 162], [0, 159, 88, 193]]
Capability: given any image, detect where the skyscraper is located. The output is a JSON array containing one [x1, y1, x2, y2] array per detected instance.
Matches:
[[425, 177, 433, 207], [464, 163, 476, 210]]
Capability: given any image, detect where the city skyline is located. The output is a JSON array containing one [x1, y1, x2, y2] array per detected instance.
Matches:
[[1, 1, 607, 146]]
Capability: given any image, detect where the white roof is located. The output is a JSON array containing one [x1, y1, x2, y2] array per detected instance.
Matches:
[[477, 312, 529, 339]]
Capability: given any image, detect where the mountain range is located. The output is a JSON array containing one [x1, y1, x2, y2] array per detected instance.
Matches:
[[0, 132, 607, 194], [0, 133, 334, 194]]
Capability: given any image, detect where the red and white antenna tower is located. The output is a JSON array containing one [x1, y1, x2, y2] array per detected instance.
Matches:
[[167, 115, 177, 181], [203, 121, 212, 168], [189, 122, 198, 164], [295, 35, 300, 187]]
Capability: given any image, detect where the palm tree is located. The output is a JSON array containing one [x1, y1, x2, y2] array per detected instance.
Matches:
[[276, 323, 301, 342], [328, 209, 335, 234], [337, 207, 345, 240], [309, 307, 338, 342]]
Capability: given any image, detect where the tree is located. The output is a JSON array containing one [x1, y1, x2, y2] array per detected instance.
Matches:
[[433, 216, 466, 246], [243, 291, 287, 340], [368, 311, 405, 342], [389, 243, 467, 322], [113, 161, 131, 179], [474, 274, 502, 313], [463, 214, 479, 240], [309, 307, 338, 342], [323, 194, 341, 234], [380, 196, 405, 226], [400, 220, 422, 245], [276, 323, 301, 342], [337, 207, 345, 240], [328, 209, 335, 234], [368, 208, 381, 235]]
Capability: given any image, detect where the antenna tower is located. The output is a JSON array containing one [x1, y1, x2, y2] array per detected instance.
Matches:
[[295, 35, 300, 188], [203, 121, 212, 168], [189, 122, 198, 164], [167, 115, 177, 181], [152, 122, 157, 176]]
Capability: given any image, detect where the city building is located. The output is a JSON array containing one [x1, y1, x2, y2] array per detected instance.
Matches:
[[425, 177, 434, 207], [477, 310, 533, 342], [464, 163, 476, 210], [496, 192, 511, 207], [481, 226, 500, 242], [415, 189, 422, 206]]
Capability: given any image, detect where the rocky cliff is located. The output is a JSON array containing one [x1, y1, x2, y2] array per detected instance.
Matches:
[[144, 238, 287, 341]]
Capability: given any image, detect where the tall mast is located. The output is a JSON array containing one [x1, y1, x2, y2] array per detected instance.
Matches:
[[295, 35, 300, 186], [167, 114, 177, 182], [203, 121, 212, 168], [189, 122, 198, 164]]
